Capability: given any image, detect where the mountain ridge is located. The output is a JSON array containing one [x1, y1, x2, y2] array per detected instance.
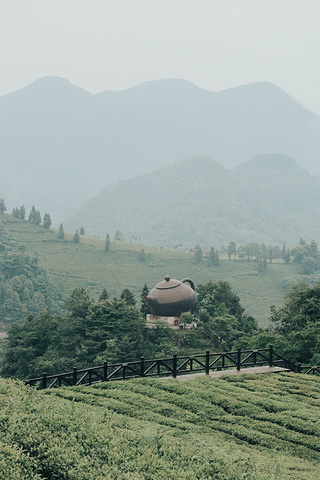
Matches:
[[1, 76, 320, 222], [65, 154, 320, 248]]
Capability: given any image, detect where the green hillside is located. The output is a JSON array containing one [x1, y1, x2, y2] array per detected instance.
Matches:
[[1, 372, 320, 479], [65, 154, 320, 248], [0, 213, 303, 327]]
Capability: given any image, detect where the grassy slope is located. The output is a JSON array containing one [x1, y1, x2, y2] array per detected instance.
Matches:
[[0, 213, 302, 326], [1, 372, 320, 479]]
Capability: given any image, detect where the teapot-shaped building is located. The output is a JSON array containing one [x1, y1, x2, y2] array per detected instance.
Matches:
[[146, 275, 196, 318]]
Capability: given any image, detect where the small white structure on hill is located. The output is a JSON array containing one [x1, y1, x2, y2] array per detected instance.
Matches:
[[146, 314, 197, 329]]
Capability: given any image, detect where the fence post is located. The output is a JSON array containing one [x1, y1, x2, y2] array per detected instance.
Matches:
[[73, 367, 77, 385], [206, 350, 210, 375], [269, 344, 273, 367], [173, 354, 177, 378], [297, 363, 302, 373], [140, 357, 145, 377], [42, 373, 47, 390], [103, 361, 108, 381], [237, 347, 241, 371]]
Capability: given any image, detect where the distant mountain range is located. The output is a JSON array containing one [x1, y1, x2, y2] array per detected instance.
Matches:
[[1, 76, 320, 223], [65, 154, 320, 248]]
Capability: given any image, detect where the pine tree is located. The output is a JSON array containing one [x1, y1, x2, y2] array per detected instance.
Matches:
[[99, 288, 109, 301], [28, 206, 37, 223], [57, 223, 64, 239], [0, 198, 6, 214], [43, 213, 52, 229], [73, 229, 80, 243], [80, 227, 85, 235], [193, 244, 203, 263], [105, 233, 111, 252], [35, 210, 42, 225], [139, 248, 146, 262], [208, 247, 220, 266], [227, 241, 237, 260], [140, 283, 149, 318], [18, 205, 26, 219], [12, 207, 19, 218], [120, 288, 136, 306]]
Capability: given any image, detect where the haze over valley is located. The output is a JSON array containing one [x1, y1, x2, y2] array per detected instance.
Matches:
[[1, 76, 320, 247]]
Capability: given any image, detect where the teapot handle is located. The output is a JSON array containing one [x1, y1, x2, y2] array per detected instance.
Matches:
[[181, 278, 195, 291]]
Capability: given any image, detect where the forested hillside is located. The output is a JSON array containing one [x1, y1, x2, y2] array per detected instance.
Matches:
[[0, 211, 303, 327], [1, 77, 320, 221], [66, 154, 320, 248], [0, 220, 62, 329]]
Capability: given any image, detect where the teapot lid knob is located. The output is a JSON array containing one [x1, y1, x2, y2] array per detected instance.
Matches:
[[165, 275, 170, 282]]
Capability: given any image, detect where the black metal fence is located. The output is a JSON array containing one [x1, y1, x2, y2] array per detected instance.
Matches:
[[24, 345, 316, 390]]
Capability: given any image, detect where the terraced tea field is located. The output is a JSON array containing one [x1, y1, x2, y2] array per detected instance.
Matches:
[[1, 372, 320, 479], [0, 213, 302, 326]]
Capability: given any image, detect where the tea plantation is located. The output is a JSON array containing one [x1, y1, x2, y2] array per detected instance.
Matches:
[[1, 372, 320, 479], [0, 213, 303, 327]]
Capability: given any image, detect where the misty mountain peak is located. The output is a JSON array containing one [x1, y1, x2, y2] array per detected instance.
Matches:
[[237, 154, 309, 178]]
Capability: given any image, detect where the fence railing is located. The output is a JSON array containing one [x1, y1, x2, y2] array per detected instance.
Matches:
[[24, 344, 314, 390]]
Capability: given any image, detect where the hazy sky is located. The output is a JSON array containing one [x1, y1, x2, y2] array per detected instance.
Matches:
[[1, 0, 320, 113]]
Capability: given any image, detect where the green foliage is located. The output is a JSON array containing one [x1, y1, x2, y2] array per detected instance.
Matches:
[[207, 246, 220, 266], [139, 247, 146, 262], [104, 233, 111, 251], [120, 288, 136, 306], [178, 311, 193, 324], [291, 240, 320, 274], [114, 230, 123, 241], [11, 207, 19, 218], [140, 283, 149, 319], [73, 229, 80, 243], [42, 213, 52, 229], [64, 287, 92, 318], [227, 241, 236, 259], [193, 280, 259, 350], [57, 222, 64, 239], [1, 311, 60, 379], [28, 206, 41, 225], [18, 205, 25, 220], [11, 205, 26, 220], [1, 373, 320, 479], [193, 244, 203, 263], [238, 282, 320, 365], [99, 287, 109, 301], [2, 288, 146, 378], [0, 233, 62, 326], [270, 281, 320, 334], [0, 199, 6, 214], [80, 227, 85, 235]]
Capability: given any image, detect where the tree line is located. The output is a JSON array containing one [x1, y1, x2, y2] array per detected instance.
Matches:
[[2, 274, 320, 380], [1, 280, 259, 380]]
